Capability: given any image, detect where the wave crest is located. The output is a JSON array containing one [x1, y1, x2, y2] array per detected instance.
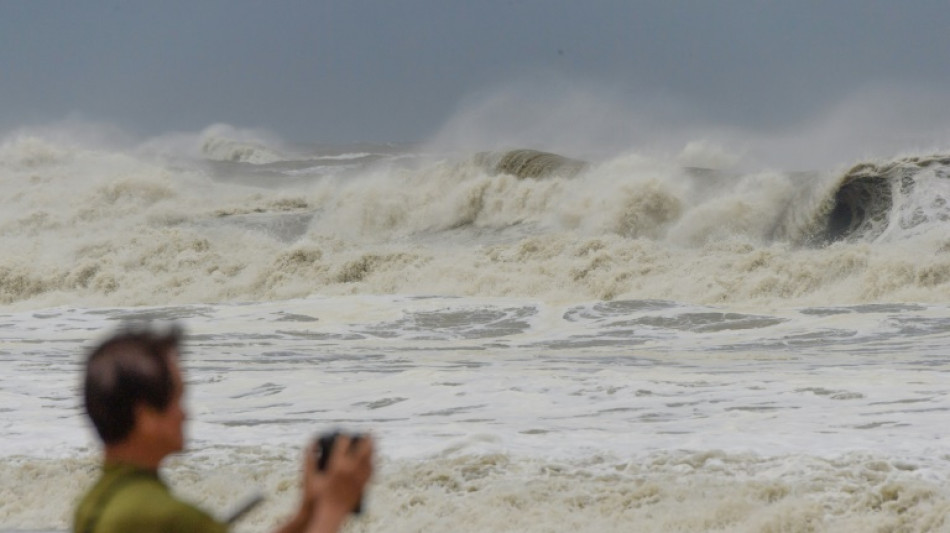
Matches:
[[198, 124, 285, 164], [476, 149, 589, 179]]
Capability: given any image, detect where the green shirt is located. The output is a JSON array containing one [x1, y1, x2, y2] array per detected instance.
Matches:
[[74, 463, 228, 533]]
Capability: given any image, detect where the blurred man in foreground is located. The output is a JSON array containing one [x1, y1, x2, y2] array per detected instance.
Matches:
[[73, 325, 373, 533]]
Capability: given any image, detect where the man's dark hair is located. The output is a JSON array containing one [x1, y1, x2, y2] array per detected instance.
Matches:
[[83, 325, 183, 444]]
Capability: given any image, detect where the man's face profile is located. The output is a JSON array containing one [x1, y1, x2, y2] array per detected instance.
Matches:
[[135, 350, 187, 456]]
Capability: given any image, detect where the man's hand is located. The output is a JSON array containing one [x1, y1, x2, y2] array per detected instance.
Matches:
[[303, 435, 374, 533]]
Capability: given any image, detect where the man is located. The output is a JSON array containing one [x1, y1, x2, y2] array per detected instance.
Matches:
[[74, 325, 373, 533]]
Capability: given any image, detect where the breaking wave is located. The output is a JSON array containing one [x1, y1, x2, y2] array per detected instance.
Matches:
[[809, 155, 950, 243], [1, 131, 950, 308]]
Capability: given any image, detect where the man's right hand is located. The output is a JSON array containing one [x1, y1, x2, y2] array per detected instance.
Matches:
[[303, 435, 374, 533]]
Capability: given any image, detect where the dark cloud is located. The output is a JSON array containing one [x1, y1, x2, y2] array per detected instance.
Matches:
[[2, 1, 949, 145]]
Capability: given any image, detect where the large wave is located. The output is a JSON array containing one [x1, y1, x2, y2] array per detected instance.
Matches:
[[1, 132, 949, 309], [475, 148, 950, 246], [806, 155, 950, 243]]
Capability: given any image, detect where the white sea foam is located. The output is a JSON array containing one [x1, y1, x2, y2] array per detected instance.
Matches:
[[7, 450, 950, 532], [3, 296, 950, 531]]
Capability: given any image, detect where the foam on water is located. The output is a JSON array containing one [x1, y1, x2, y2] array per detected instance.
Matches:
[[7, 450, 950, 532], [4, 296, 950, 530]]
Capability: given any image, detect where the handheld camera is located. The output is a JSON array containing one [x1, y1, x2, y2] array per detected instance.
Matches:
[[313, 431, 364, 514]]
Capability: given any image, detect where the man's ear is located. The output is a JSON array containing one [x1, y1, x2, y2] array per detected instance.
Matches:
[[133, 402, 160, 436]]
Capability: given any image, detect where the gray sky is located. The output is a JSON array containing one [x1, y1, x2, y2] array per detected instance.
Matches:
[[2, 1, 950, 160]]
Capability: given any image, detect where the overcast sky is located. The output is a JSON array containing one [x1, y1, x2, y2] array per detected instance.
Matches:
[[2, 1, 950, 165]]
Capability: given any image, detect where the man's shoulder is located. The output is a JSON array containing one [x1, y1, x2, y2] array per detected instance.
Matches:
[[77, 469, 227, 533], [104, 478, 227, 533], [104, 472, 176, 507]]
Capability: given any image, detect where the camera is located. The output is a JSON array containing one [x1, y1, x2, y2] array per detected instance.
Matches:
[[313, 431, 364, 514]]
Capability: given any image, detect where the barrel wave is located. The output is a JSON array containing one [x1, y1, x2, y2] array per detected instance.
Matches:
[[810, 155, 950, 243]]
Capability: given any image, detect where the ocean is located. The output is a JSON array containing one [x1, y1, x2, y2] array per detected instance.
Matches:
[[2, 126, 950, 532]]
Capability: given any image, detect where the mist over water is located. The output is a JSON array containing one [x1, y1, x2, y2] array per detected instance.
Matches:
[[427, 81, 950, 170], [4, 89, 950, 531]]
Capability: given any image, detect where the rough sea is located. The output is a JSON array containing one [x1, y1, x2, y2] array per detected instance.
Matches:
[[3, 124, 950, 532]]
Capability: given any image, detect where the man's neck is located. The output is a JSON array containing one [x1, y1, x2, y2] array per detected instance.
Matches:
[[104, 440, 164, 471]]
